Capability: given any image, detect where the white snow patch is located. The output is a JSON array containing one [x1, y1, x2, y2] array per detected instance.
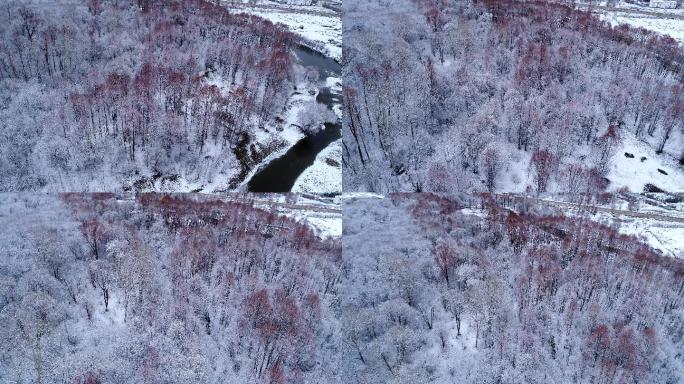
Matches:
[[528, 193, 684, 258], [306, 215, 342, 238], [603, 11, 684, 43], [460, 207, 487, 218], [499, 147, 532, 193], [292, 138, 342, 194], [243, 194, 342, 239], [592, 211, 684, 258], [607, 135, 684, 192]]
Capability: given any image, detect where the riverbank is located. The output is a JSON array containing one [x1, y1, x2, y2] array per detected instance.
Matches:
[[291, 75, 342, 193], [243, 48, 342, 192], [292, 138, 342, 193], [223, 1, 343, 193], [237, 87, 320, 191], [224, 0, 342, 61], [117, 60, 322, 194]]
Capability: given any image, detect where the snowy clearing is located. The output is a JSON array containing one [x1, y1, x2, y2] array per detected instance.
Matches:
[[607, 135, 684, 193]]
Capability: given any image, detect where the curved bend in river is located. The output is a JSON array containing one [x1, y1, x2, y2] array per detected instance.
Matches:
[[247, 47, 341, 193]]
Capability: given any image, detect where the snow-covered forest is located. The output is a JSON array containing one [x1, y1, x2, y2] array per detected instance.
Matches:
[[1, 0, 683, 382], [342, 0, 684, 193], [0, 193, 342, 382], [0, 0, 337, 192], [341, 193, 684, 383], [1, 191, 681, 383]]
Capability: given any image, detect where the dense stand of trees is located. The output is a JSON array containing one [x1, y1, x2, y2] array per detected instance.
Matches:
[[342, 0, 684, 193], [341, 193, 684, 383], [0, 194, 342, 382], [0, 0, 306, 191]]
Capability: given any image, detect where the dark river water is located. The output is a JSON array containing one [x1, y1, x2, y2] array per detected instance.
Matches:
[[247, 46, 342, 192]]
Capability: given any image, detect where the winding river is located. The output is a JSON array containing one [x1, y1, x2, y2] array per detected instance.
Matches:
[[247, 46, 342, 192]]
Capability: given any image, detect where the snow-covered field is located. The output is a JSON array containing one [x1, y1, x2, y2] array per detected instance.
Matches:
[[590, 1, 684, 43], [496, 147, 532, 193], [247, 10, 341, 61], [563, 200, 684, 258], [607, 135, 684, 192], [469, 135, 684, 194], [223, 0, 342, 61], [595, 3, 684, 195], [603, 11, 684, 43], [609, 214, 684, 257], [577, 195, 684, 258], [520, 1, 684, 194]]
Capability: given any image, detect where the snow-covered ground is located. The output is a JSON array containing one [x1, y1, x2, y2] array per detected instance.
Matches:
[[588, 0, 684, 43], [603, 11, 684, 43], [608, 214, 684, 257], [223, 0, 342, 61], [305, 212, 342, 238], [497, 146, 533, 193], [558, 1, 684, 194], [587, 195, 684, 258], [234, 193, 342, 239], [472, 137, 684, 194], [607, 135, 684, 192], [341, 192, 385, 199], [562, 197, 684, 258], [292, 139, 342, 194], [456, 191, 684, 258], [277, 194, 342, 239], [248, 10, 341, 61], [504, 193, 684, 258], [269, 196, 341, 239]]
